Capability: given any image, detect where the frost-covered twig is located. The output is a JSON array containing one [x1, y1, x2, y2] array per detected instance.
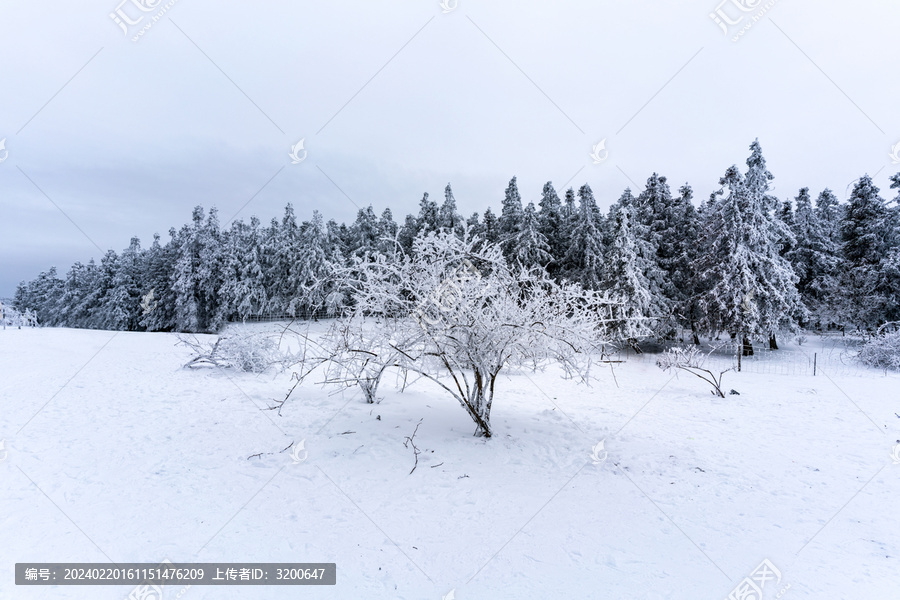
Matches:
[[403, 419, 423, 475]]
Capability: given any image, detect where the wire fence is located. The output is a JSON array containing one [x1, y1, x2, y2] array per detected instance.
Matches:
[[610, 334, 888, 378], [236, 309, 331, 323]]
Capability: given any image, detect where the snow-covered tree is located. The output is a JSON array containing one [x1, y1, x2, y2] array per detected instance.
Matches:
[[633, 174, 677, 337], [839, 175, 894, 328], [694, 146, 802, 356], [512, 202, 552, 268], [172, 206, 224, 332], [564, 184, 605, 289], [417, 192, 440, 235], [537, 181, 566, 276], [602, 200, 654, 345], [220, 217, 268, 322], [289, 210, 341, 315], [499, 176, 524, 261], [376, 208, 398, 255], [481, 207, 500, 245], [349, 205, 379, 258], [141, 232, 178, 331], [322, 232, 616, 437], [397, 213, 419, 255], [663, 184, 701, 341], [787, 187, 839, 326], [103, 237, 143, 330], [439, 184, 464, 236]]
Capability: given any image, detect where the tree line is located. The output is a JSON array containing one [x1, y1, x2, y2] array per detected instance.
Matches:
[[13, 140, 900, 349]]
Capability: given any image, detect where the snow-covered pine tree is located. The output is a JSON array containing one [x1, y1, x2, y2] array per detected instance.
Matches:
[[397, 213, 419, 255], [884, 174, 900, 321], [103, 236, 143, 331], [512, 202, 552, 268], [538, 181, 565, 276], [465, 212, 483, 246], [439, 184, 464, 237], [417, 192, 440, 235], [839, 175, 894, 328], [58, 261, 87, 327], [815, 188, 843, 252], [263, 204, 302, 315], [481, 207, 500, 245], [499, 176, 524, 261], [289, 210, 338, 316], [376, 208, 398, 256], [172, 222, 200, 332], [141, 231, 178, 331], [603, 200, 654, 345], [171, 206, 227, 332], [694, 150, 802, 357], [744, 139, 802, 348], [14, 267, 64, 326], [220, 217, 268, 322], [774, 197, 795, 259], [634, 174, 678, 337], [93, 250, 121, 329], [662, 184, 701, 341], [564, 184, 605, 289], [349, 205, 379, 258], [197, 207, 225, 330], [787, 187, 839, 326]]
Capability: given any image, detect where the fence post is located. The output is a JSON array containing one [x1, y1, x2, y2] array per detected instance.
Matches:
[[813, 353, 817, 376]]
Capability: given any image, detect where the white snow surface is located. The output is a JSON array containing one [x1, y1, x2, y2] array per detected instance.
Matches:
[[1, 324, 898, 599]]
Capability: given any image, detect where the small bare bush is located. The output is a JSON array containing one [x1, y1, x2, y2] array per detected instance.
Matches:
[[657, 345, 732, 398]]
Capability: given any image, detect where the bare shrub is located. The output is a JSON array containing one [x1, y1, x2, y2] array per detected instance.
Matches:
[[657, 345, 732, 398], [179, 330, 292, 373]]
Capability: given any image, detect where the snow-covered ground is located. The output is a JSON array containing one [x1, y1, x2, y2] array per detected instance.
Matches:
[[2, 324, 898, 599]]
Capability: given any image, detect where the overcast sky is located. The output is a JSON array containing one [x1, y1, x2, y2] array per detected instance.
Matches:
[[1, 0, 898, 297]]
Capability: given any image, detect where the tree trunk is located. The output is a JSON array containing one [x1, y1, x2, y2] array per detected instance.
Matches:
[[465, 371, 493, 438], [768, 334, 778, 350], [689, 306, 700, 345], [742, 336, 754, 356]]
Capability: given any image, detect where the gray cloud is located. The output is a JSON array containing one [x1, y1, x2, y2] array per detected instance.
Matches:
[[2, 0, 898, 296]]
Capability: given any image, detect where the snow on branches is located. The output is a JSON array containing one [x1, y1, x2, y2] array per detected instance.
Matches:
[[857, 325, 900, 371], [320, 232, 619, 437], [178, 330, 295, 373]]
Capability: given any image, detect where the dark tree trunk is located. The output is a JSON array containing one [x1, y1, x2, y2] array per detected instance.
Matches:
[[768, 334, 778, 350], [742, 336, 754, 356]]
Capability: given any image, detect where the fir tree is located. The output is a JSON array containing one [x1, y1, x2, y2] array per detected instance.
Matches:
[[603, 201, 653, 344], [482, 207, 500, 245], [839, 175, 894, 327], [787, 188, 839, 326], [512, 202, 552, 268], [694, 151, 802, 356], [564, 184, 604, 289], [537, 181, 565, 276], [397, 213, 419, 255], [376, 208, 398, 255], [417, 192, 440, 234], [499, 176, 524, 260], [439, 184, 464, 236]]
